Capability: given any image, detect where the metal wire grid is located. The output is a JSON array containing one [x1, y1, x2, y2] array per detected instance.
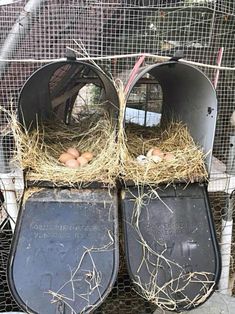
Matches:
[[0, 0, 235, 311], [0, 2, 231, 60], [0, 6, 232, 104], [0, 221, 20, 312]]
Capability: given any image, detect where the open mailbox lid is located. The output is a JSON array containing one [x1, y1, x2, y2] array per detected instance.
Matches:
[[9, 188, 119, 314], [8, 60, 120, 313], [122, 61, 221, 312], [122, 183, 221, 312]]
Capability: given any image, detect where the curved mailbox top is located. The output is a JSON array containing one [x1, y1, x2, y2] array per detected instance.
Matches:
[[125, 61, 217, 172], [18, 60, 119, 129]]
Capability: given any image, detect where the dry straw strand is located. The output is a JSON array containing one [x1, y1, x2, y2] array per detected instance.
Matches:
[[1, 80, 207, 186], [121, 120, 208, 185], [130, 189, 215, 311], [8, 110, 119, 186]]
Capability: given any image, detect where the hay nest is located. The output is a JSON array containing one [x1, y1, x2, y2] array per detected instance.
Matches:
[[12, 112, 119, 186], [3, 86, 208, 186], [120, 121, 208, 185]]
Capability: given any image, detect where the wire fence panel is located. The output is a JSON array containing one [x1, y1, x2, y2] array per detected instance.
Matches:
[[0, 0, 235, 311]]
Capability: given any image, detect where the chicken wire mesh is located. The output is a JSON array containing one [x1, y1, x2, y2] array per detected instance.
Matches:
[[0, 0, 235, 312]]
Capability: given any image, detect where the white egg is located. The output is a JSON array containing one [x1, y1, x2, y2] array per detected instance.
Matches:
[[136, 155, 149, 165], [146, 148, 154, 158], [150, 155, 162, 163]]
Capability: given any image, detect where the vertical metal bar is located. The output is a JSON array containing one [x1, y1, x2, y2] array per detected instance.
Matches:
[[219, 194, 234, 295], [212, 47, 233, 295], [0, 0, 45, 231], [226, 135, 235, 175], [144, 83, 150, 127], [0, 136, 10, 174], [0, 174, 18, 230], [0, 0, 45, 78]]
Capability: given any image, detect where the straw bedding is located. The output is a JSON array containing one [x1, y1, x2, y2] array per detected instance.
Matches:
[[12, 113, 119, 186], [5, 95, 207, 186], [121, 121, 208, 185]]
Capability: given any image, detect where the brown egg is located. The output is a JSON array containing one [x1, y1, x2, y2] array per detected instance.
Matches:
[[77, 156, 89, 167], [67, 147, 80, 158], [59, 152, 75, 163], [152, 148, 164, 158], [81, 151, 93, 161], [164, 152, 175, 161], [65, 159, 80, 169]]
